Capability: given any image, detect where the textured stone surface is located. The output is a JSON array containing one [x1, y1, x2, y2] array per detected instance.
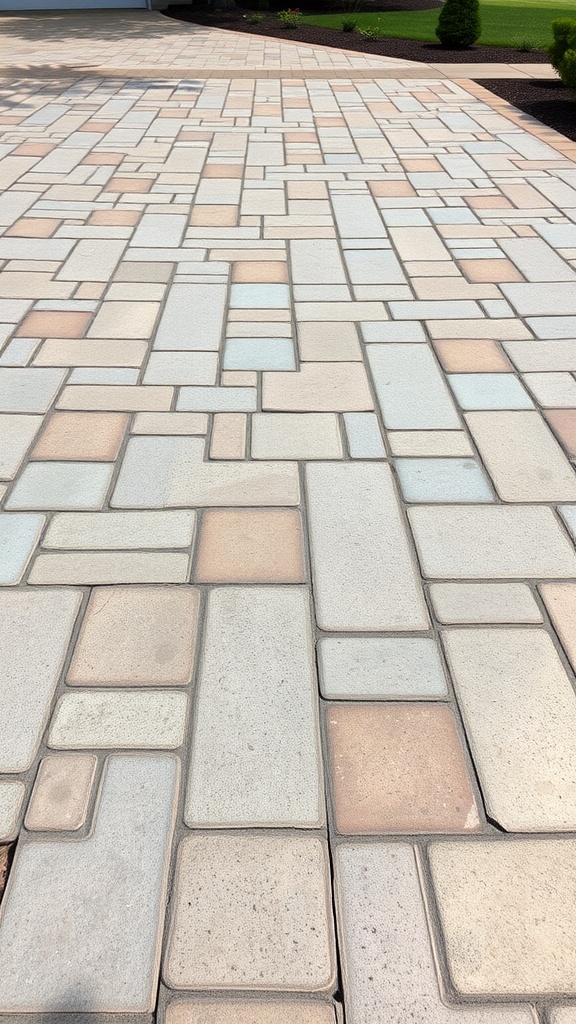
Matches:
[[307, 463, 428, 630], [318, 637, 447, 699], [0, 781, 25, 841], [48, 691, 187, 749], [0, 511, 45, 584], [0, 755, 178, 1012], [166, 999, 336, 1024], [185, 587, 323, 827], [25, 754, 97, 831], [165, 834, 336, 991], [326, 704, 479, 833], [430, 582, 542, 624], [0, 589, 81, 772], [540, 583, 576, 673], [68, 587, 200, 686], [443, 628, 576, 831], [194, 510, 305, 583], [335, 843, 533, 1024], [430, 839, 576, 995]]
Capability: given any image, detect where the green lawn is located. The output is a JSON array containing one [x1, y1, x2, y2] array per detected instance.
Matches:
[[301, 0, 575, 49]]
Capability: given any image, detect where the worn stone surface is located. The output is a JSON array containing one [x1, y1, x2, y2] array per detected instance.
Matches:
[[25, 754, 97, 831], [0, 755, 178, 1012], [165, 999, 336, 1024], [318, 637, 447, 699], [185, 587, 323, 827], [165, 834, 336, 991], [430, 839, 576, 995]]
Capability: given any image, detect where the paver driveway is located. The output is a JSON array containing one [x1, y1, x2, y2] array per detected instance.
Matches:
[[1, 11, 576, 1024]]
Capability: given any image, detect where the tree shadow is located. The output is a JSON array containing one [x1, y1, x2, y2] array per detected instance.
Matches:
[[0, 9, 204, 43]]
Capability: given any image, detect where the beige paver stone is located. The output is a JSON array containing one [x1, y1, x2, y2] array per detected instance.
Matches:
[[306, 463, 428, 631], [165, 834, 336, 991], [44, 509, 195, 550], [0, 782, 25, 841], [388, 431, 473, 457], [298, 322, 362, 362], [25, 754, 97, 831], [58, 385, 173, 412], [327, 703, 479, 834], [210, 412, 246, 459], [88, 301, 159, 339], [429, 839, 576, 995], [460, 259, 523, 283], [443, 628, 576, 831], [409, 505, 576, 579], [0, 755, 178, 1012], [18, 310, 92, 338], [68, 586, 199, 686], [263, 363, 373, 412], [252, 413, 343, 459], [195, 510, 304, 584], [540, 583, 576, 673], [29, 551, 190, 586], [545, 410, 576, 457], [0, 589, 81, 772], [334, 843, 534, 1024], [32, 411, 128, 461], [48, 691, 187, 749], [550, 1011, 576, 1024], [430, 582, 542, 623], [465, 411, 576, 501], [166, 999, 336, 1024], [34, 338, 147, 367], [434, 340, 512, 373], [132, 412, 208, 435], [0, 414, 42, 478], [185, 587, 323, 827]]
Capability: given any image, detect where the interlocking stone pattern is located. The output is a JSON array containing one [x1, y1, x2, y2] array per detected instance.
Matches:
[[1, 10, 576, 1023]]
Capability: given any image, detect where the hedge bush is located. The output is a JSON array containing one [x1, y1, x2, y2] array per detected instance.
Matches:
[[549, 18, 576, 92], [436, 0, 481, 47]]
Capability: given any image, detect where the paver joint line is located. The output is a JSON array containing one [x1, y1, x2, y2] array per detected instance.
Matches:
[[0, 9, 575, 1023]]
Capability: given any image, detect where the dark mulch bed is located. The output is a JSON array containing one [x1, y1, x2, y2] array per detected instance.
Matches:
[[482, 77, 576, 143], [166, 4, 549, 63]]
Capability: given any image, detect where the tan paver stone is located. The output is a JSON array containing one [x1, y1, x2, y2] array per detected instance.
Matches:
[[326, 703, 479, 834], [429, 839, 576, 995], [165, 834, 336, 991], [25, 753, 97, 831], [233, 261, 288, 283], [58, 385, 173, 412], [263, 363, 372, 412], [430, 582, 542, 623], [185, 587, 323, 827], [298, 322, 362, 362], [0, 755, 178, 1012], [0, 589, 81, 772], [443, 628, 576, 831], [210, 412, 246, 459], [32, 411, 128, 461], [48, 691, 187, 749], [434, 340, 512, 373], [44, 510, 196, 550], [195, 510, 304, 583], [540, 583, 576, 673], [334, 843, 534, 1024], [550, 1010, 576, 1024], [545, 410, 576, 457], [460, 259, 523, 283], [409, 505, 576, 579], [88, 301, 160, 340], [68, 586, 199, 686], [166, 999, 336, 1024], [388, 431, 474, 457], [17, 310, 92, 338], [306, 463, 428, 631], [252, 413, 342, 459], [466, 411, 576, 501], [132, 412, 208, 435], [34, 339, 147, 367], [29, 551, 190, 586], [6, 218, 59, 238]]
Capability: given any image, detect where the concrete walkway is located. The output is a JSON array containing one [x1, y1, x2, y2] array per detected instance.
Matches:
[[0, 11, 576, 1024]]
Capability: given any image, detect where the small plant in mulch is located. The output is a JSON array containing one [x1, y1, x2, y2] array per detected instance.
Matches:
[[436, 0, 481, 47], [515, 38, 537, 52], [342, 16, 359, 30], [359, 21, 383, 36], [245, 12, 265, 23], [549, 18, 576, 94], [277, 7, 303, 26]]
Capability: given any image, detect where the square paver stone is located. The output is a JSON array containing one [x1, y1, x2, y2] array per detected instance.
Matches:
[[165, 834, 336, 992], [6, 462, 113, 510], [326, 704, 479, 834], [429, 839, 576, 995], [32, 412, 128, 461], [25, 754, 97, 831], [408, 506, 576, 579], [318, 637, 447, 699], [68, 587, 200, 686], [194, 510, 305, 583], [0, 368, 66, 413]]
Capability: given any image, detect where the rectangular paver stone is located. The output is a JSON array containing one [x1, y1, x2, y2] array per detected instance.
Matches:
[[368, 345, 461, 429], [306, 463, 428, 631], [185, 587, 324, 827]]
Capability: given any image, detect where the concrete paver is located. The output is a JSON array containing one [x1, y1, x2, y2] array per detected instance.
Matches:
[[0, 10, 575, 1021]]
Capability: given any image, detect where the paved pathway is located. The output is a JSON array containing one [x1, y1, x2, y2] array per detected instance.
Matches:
[[1, 12, 576, 1024]]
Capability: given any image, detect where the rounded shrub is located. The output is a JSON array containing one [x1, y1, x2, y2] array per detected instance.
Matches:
[[436, 0, 481, 48], [549, 18, 576, 93]]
